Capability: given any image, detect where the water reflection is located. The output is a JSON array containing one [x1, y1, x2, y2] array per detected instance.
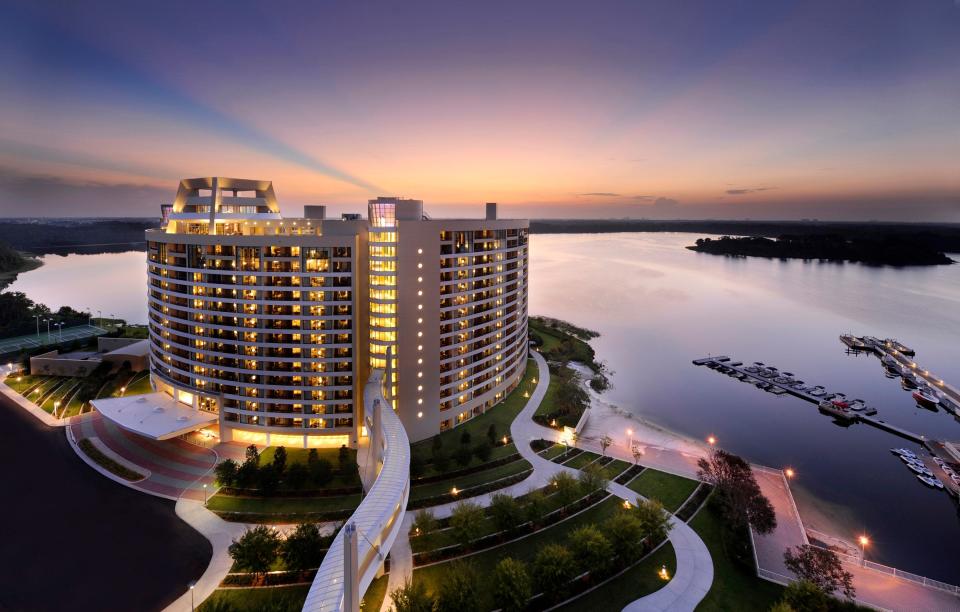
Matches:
[[529, 232, 960, 583]]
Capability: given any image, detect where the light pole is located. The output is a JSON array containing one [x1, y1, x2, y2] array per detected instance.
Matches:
[[859, 535, 869, 567], [55, 321, 63, 341], [97, 310, 102, 328], [627, 428, 634, 452], [188, 581, 196, 611], [33, 314, 41, 338], [45, 319, 51, 341], [53, 400, 61, 419], [203, 483, 208, 505], [707, 435, 717, 446]]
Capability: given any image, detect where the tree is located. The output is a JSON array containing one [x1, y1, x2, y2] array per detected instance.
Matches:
[[604, 511, 645, 561], [411, 509, 438, 537], [697, 449, 777, 535], [410, 453, 426, 479], [489, 492, 525, 532], [431, 435, 443, 454], [228, 525, 280, 578], [338, 444, 349, 470], [578, 463, 607, 494], [554, 366, 589, 418], [280, 523, 325, 573], [779, 580, 830, 612], [285, 462, 308, 490], [493, 557, 532, 612], [599, 435, 612, 456], [524, 488, 549, 525], [245, 444, 260, 466], [460, 430, 472, 446], [769, 602, 795, 612], [568, 525, 614, 576], [487, 423, 498, 446], [533, 544, 577, 601], [632, 445, 644, 465], [449, 501, 485, 547], [784, 545, 856, 600], [550, 471, 581, 506], [308, 457, 333, 486], [454, 444, 473, 467], [389, 577, 434, 612], [215, 459, 239, 487], [434, 561, 481, 612], [272, 446, 287, 474], [307, 448, 319, 464], [236, 459, 259, 489], [632, 498, 673, 543], [473, 440, 493, 463], [258, 464, 280, 495], [432, 449, 451, 473]]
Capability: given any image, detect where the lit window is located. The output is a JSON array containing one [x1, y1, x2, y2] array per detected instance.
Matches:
[[417, 276, 422, 283], [417, 331, 423, 337], [417, 345, 423, 351], [417, 385, 423, 391], [417, 248, 423, 254], [418, 372, 423, 378], [417, 318, 423, 324], [417, 358, 423, 364], [417, 399, 423, 404], [417, 290, 422, 296], [417, 411, 423, 418], [418, 304, 423, 310], [417, 263, 422, 269]]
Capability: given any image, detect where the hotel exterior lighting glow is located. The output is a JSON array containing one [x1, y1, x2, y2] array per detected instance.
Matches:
[[145, 178, 528, 447]]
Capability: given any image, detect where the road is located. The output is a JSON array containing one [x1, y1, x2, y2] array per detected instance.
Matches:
[[0, 393, 210, 612]]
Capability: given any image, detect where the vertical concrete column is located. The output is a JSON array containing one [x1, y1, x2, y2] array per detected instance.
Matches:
[[343, 522, 359, 612], [372, 398, 383, 464]]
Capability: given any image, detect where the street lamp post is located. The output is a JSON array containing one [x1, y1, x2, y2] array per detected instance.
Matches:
[[627, 428, 634, 452], [202, 483, 208, 505], [33, 314, 41, 338], [97, 310, 102, 328], [189, 581, 196, 611], [55, 321, 63, 341], [45, 319, 51, 341], [859, 535, 869, 567]]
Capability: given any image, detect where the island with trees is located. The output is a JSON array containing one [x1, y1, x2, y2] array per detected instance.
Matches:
[[687, 234, 955, 266]]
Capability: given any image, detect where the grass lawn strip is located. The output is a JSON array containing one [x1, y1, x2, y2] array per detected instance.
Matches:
[[206, 491, 362, 517], [558, 539, 677, 612], [562, 450, 601, 469], [689, 499, 783, 611], [627, 468, 700, 513], [410, 358, 536, 473], [199, 575, 387, 611], [538, 444, 569, 460], [600, 459, 632, 481], [408, 458, 532, 502], [78, 438, 145, 481], [414, 497, 622, 609], [258, 446, 360, 488]]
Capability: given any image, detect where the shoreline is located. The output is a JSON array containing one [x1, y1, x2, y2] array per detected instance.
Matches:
[[0, 253, 43, 291]]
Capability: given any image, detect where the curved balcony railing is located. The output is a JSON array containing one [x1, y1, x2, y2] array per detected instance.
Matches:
[[302, 369, 410, 612]]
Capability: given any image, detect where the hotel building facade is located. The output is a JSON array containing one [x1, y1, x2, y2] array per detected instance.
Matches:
[[146, 177, 528, 446]]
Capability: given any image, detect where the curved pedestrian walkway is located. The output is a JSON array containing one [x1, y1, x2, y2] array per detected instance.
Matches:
[[515, 350, 713, 612], [383, 350, 714, 611]]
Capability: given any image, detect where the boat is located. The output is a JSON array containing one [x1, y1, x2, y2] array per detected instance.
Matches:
[[753, 361, 764, 366], [745, 365, 760, 373], [907, 463, 933, 476], [901, 374, 919, 389], [890, 448, 917, 458], [831, 399, 850, 409], [917, 475, 944, 489], [900, 455, 924, 466], [707, 362, 719, 369], [913, 387, 941, 408], [810, 387, 827, 397], [885, 339, 915, 356], [848, 399, 866, 411], [770, 387, 787, 395], [756, 381, 770, 390], [730, 362, 743, 367]]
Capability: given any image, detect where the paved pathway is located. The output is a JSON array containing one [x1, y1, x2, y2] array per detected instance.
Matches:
[[383, 350, 715, 611], [753, 471, 960, 612]]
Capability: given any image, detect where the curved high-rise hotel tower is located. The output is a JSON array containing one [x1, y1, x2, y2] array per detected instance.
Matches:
[[146, 177, 528, 446]]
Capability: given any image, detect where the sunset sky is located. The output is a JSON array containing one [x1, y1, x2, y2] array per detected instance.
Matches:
[[1, 1, 958, 220]]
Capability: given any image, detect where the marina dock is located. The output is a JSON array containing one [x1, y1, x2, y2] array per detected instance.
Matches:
[[693, 344, 960, 499]]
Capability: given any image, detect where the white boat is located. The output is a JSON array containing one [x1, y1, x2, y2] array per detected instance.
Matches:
[[810, 387, 827, 397], [913, 387, 940, 407], [917, 475, 944, 489], [890, 448, 917, 458], [907, 463, 933, 476]]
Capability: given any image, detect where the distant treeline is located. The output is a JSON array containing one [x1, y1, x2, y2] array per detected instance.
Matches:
[[530, 219, 960, 253], [687, 234, 955, 266], [0, 292, 90, 338], [0, 219, 159, 255], [0, 241, 28, 274]]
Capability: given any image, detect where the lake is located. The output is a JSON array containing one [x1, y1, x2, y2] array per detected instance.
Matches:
[[7, 233, 960, 584]]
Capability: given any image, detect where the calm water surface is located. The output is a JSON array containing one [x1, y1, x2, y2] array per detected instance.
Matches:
[[6, 234, 960, 582]]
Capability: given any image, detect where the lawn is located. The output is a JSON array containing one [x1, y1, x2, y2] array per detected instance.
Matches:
[[198, 575, 386, 612], [408, 458, 532, 503], [599, 459, 632, 481], [258, 446, 360, 488], [558, 540, 676, 611], [562, 451, 601, 469], [690, 501, 783, 612], [538, 444, 570, 460], [410, 358, 537, 474], [414, 496, 622, 610], [627, 469, 700, 513], [529, 318, 597, 369], [206, 491, 361, 518]]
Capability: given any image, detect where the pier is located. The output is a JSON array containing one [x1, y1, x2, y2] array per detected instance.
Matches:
[[691, 356, 925, 441]]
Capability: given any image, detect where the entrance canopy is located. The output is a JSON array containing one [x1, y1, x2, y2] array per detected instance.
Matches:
[[91, 392, 217, 440]]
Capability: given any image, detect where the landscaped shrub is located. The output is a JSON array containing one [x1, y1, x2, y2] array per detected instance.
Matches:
[[389, 577, 434, 612], [215, 458, 239, 487], [228, 525, 281, 579], [604, 511, 645, 561], [494, 557, 532, 612], [434, 561, 481, 612], [411, 509, 438, 537], [489, 492, 525, 532], [285, 462, 308, 490], [533, 544, 577, 602], [568, 524, 614, 577], [473, 440, 493, 462], [308, 454, 333, 486], [454, 444, 473, 467], [550, 471, 580, 506], [280, 523, 328, 574], [449, 501, 485, 547]]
